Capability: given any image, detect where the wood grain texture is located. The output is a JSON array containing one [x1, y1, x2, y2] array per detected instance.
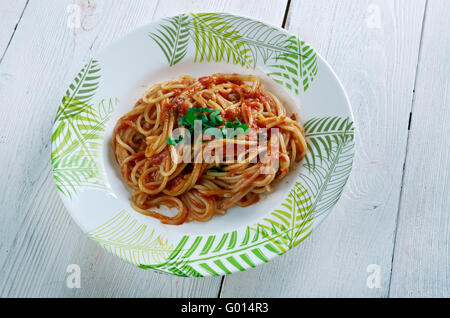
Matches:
[[0, 0, 28, 59], [0, 0, 287, 297], [389, 0, 450, 297], [220, 0, 427, 297]]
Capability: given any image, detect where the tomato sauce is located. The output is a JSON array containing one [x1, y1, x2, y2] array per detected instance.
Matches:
[[167, 175, 185, 191], [198, 76, 212, 86], [147, 151, 167, 165], [173, 97, 188, 117], [116, 112, 140, 130], [224, 107, 241, 121], [145, 170, 160, 183]]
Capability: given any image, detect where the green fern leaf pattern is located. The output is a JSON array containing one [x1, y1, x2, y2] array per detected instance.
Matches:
[[268, 36, 318, 93], [88, 210, 176, 265], [300, 116, 355, 218], [304, 117, 354, 169], [149, 13, 318, 92], [260, 183, 314, 249], [51, 59, 117, 199], [137, 187, 312, 277], [150, 14, 190, 66], [214, 14, 293, 65], [138, 224, 289, 277], [55, 59, 100, 120], [191, 13, 253, 67]]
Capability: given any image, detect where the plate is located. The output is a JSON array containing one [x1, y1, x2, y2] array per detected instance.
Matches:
[[51, 13, 355, 277]]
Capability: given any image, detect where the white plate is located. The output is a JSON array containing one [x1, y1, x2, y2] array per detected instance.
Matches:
[[51, 13, 355, 277]]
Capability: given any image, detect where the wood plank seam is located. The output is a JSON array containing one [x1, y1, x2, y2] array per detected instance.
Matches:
[[0, 0, 29, 64], [282, 0, 292, 28], [386, 0, 429, 298]]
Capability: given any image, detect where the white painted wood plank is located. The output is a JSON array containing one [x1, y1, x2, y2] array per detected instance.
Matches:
[[0, 0, 28, 58], [0, 0, 287, 297], [389, 0, 450, 298], [221, 0, 427, 297], [152, 0, 288, 21]]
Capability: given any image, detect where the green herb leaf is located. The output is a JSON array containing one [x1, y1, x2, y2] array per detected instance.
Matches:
[[166, 136, 184, 145], [209, 166, 224, 172], [178, 109, 248, 141]]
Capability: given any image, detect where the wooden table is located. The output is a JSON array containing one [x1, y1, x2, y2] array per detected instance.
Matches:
[[0, 0, 448, 298]]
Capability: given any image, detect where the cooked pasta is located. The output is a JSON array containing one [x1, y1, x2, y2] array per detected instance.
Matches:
[[112, 73, 307, 225]]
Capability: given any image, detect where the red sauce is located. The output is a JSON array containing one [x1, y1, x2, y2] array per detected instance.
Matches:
[[198, 74, 240, 87], [228, 74, 243, 85], [173, 97, 188, 117], [116, 118, 135, 130], [187, 84, 202, 95], [239, 102, 258, 129], [167, 175, 185, 191], [198, 76, 212, 86], [128, 153, 145, 167], [238, 85, 253, 98], [124, 120, 136, 129], [239, 88, 275, 108], [224, 107, 241, 121], [242, 172, 253, 179], [243, 99, 261, 110], [145, 170, 160, 183], [134, 98, 144, 107], [173, 88, 183, 95], [161, 96, 190, 122], [182, 79, 193, 86], [214, 74, 229, 85], [161, 103, 171, 121], [116, 113, 140, 130], [218, 90, 230, 99], [146, 151, 167, 165]]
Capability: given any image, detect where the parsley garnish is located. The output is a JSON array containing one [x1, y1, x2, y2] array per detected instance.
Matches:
[[221, 117, 249, 138], [166, 135, 184, 145], [209, 166, 225, 172], [178, 108, 222, 128], [167, 108, 249, 145]]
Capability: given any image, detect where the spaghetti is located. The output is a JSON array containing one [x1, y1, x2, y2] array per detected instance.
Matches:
[[112, 73, 307, 225]]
